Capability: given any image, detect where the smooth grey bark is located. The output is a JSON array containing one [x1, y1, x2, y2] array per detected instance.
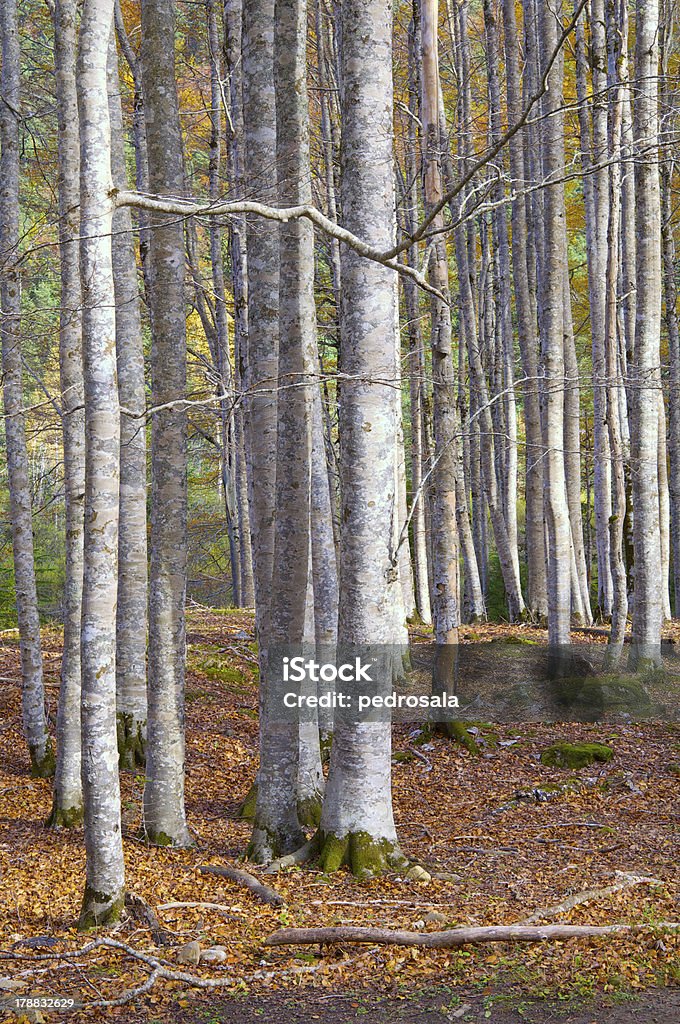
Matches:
[[501, 0, 547, 620], [113, 0, 151, 284], [661, 7, 680, 616], [629, 0, 663, 666], [538, 0, 572, 646], [223, 0, 255, 609], [107, 35, 148, 772], [574, 0, 613, 618], [249, 0, 316, 862], [207, 0, 241, 608], [562, 270, 592, 624], [241, 0, 279, 642], [311, 386, 339, 646], [318, 0, 406, 876], [237, 0, 280, 836], [402, 14, 432, 625], [419, 0, 460, 643], [48, 0, 84, 826], [76, 0, 126, 929], [483, 0, 519, 589], [603, 0, 628, 662], [0, 0, 54, 780], [140, 0, 192, 847]]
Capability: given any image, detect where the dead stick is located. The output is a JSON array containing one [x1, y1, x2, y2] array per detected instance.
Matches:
[[521, 872, 662, 925], [198, 864, 284, 907], [265, 922, 680, 949]]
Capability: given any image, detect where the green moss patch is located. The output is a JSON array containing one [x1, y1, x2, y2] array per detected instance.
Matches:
[[540, 741, 614, 769]]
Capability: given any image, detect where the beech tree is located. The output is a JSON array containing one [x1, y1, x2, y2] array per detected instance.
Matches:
[[140, 0, 192, 847], [77, 0, 126, 928], [317, 0, 408, 876], [0, 0, 53, 779], [48, 0, 84, 826]]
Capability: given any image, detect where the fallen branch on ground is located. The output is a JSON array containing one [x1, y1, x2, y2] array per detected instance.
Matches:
[[198, 863, 284, 906], [265, 922, 680, 949], [125, 892, 173, 947], [521, 872, 663, 925]]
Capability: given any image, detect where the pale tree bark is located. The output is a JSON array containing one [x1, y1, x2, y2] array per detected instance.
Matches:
[[76, 0, 126, 929], [236, 0, 280, 830], [562, 270, 592, 624], [660, 3, 680, 616], [538, 0, 572, 647], [223, 0, 255, 609], [574, 0, 613, 618], [629, 0, 663, 666], [113, 0, 151, 284], [0, 0, 54, 779], [48, 0, 83, 826], [603, 0, 628, 662], [318, 0, 407, 877], [501, 0, 547, 620], [207, 0, 242, 607], [141, 0, 192, 847], [249, 0, 315, 862], [482, 0, 519, 590], [241, 0, 279, 641], [402, 12, 432, 625], [107, 35, 148, 772], [421, 0, 461, 643]]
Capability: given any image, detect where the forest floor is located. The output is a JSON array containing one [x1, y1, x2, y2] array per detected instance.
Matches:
[[0, 610, 678, 1022]]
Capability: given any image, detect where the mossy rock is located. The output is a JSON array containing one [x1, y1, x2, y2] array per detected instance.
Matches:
[[393, 751, 416, 764], [491, 634, 539, 646], [540, 742, 614, 769], [554, 674, 653, 721]]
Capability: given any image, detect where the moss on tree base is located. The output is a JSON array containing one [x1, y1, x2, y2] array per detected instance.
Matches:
[[316, 830, 408, 879], [297, 789, 323, 828], [248, 822, 307, 865], [540, 741, 613, 769], [78, 887, 126, 931], [30, 740, 56, 779], [239, 781, 258, 822], [46, 800, 83, 829], [116, 712, 146, 770]]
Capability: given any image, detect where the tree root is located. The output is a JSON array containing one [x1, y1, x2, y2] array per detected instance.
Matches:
[[198, 863, 284, 906]]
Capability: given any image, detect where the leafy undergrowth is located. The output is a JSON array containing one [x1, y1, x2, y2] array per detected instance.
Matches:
[[0, 611, 678, 1021]]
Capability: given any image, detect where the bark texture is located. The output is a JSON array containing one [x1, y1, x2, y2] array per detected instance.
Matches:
[[0, 0, 53, 779], [141, 0, 192, 846], [77, 0, 126, 929]]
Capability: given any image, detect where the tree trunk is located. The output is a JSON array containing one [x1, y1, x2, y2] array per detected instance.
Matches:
[[223, 0, 255, 609], [0, 0, 54, 779], [318, 0, 406, 876], [107, 35, 148, 772], [76, 0, 126, 929], [248, 0, 316, 863], [661, 4, 680, 616], [629, 0, 663, 667], [574, 0, 613, 619], [501, 0, 547, 620], [141, 0, 192, 847], [538, 0, 572, 647], [603, 0, 628, 662], [48, 0, 84, 826]]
